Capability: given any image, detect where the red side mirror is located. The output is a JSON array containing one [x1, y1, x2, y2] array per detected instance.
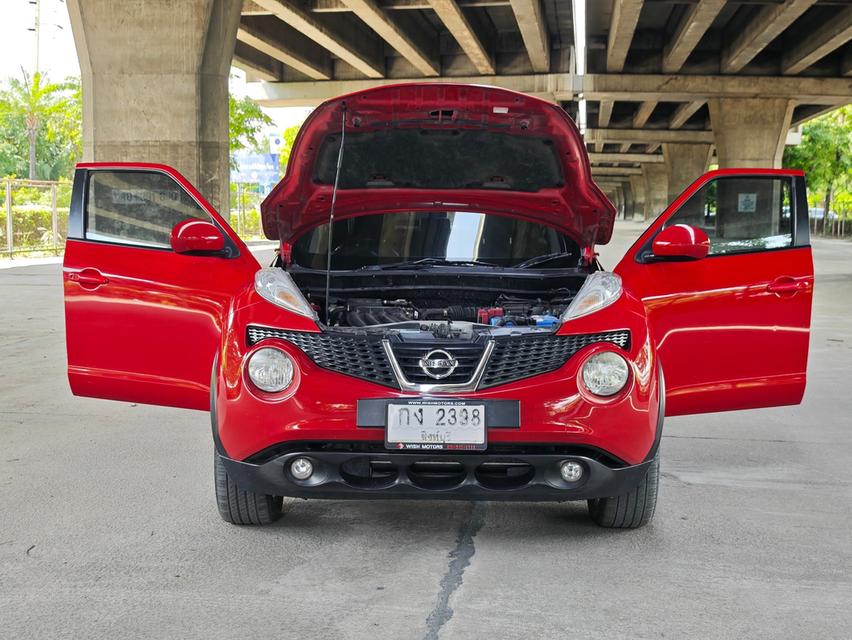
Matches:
[[652, 224, 710, 261], [170, 219, 225, 254]]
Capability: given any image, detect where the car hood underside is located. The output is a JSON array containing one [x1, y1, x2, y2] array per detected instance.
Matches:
[[260, 83, 616, 247]]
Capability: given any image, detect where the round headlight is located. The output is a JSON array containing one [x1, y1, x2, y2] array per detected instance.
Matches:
[[247, 348, 294, 393], [582, 351, 629, 397]]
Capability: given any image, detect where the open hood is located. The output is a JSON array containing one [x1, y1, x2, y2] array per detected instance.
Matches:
[[261, 83, 615, 247]]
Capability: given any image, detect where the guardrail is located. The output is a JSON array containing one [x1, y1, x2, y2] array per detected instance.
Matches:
[[231, 182, 266, 241], [812, 216, 850, 239], [2, 178, 70, 258]]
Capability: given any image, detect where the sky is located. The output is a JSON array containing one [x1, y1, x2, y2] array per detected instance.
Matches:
[[0, 0, 308, 130], [0, 0, 80, 81]]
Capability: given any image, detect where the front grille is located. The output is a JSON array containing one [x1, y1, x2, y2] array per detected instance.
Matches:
[[246, 326, 397, 387], [389, 342, 486, 384], [247, 326, 630, 390], [480, 330, 631, 388]]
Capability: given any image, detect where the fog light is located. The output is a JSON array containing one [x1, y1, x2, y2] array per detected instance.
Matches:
[[290, 457, 314, 480], [582, 351, 629, 396], [247, 347, 294, 393], [560, 461, 583, 482]]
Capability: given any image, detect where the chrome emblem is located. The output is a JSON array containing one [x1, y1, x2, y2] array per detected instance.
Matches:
[[418, 349, 458, 380]]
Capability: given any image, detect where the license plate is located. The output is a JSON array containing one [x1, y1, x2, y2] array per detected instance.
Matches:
[[386, 400, 486, 451]]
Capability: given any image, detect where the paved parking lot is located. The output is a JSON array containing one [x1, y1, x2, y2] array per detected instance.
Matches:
[[1, 222, 850, 639]]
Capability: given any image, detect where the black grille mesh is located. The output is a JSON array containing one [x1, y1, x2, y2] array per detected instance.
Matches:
[[480, 331, 631, 388], [246, 326, 397, 387], [247, 326, 630, 390]]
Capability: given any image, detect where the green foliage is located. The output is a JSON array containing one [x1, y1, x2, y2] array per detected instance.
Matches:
[[228, 181, 265, 239], [0, 72, 81, 180], [784, 106, 852, 218], [0, 180, 72, 255], [229, 94, 274, 157], [278, 124, 301, 176]]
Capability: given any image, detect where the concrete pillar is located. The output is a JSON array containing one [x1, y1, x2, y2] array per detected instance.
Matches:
[[614, 185, 626, 219], [629, 175, 645, 222], [68, 0, 242, 214], [663, 143, 712, 203], [608, 186, 621, 219], [708, 98, 795, 168], [603, 188, 618, 216], [642, 164, 668, 221], [621, 182, 634, 220]]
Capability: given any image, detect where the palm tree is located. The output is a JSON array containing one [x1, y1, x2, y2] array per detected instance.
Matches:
[[0, 69, 77, 179]]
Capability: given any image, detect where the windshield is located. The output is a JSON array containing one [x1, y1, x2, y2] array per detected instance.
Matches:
[[291, 211, 581, 270]]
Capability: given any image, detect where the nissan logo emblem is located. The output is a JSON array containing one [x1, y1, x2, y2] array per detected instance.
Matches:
[[418, 349, 458, 380]]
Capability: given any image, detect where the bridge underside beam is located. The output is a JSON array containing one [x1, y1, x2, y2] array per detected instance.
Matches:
[[589, 153, 663, 164], [581, 74, 852, 105], [247, 72, 573, 106]]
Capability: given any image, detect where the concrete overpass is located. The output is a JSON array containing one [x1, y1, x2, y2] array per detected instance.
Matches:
[[68, 0, 852, 220]]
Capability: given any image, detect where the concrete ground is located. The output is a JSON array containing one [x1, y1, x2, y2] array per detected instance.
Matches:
[[1, 221, 850, 639]]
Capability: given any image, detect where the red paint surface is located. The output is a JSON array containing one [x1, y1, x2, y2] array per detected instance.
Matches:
[[616, 169, 813, 417], [260, 82, 616, 247], [217, 288, 658, 465], [64, 160, 813, 463], [652, 224, 710, 260], [170, 219, 225, 254], [64, 164, 260, 410]]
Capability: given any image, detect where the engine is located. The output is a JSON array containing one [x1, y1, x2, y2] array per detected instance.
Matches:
[[327, 294, 570, 329]]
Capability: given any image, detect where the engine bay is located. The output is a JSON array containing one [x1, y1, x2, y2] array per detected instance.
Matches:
[[285, 265, 589, 335], [328, 294, 569, 329]]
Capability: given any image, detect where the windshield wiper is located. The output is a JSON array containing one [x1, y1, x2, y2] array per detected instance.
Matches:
[[513, 252, 575, 269], [359, 257, 500, 271]]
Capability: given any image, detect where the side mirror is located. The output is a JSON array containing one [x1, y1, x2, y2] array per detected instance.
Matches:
[[651, 224, 710, 261], [170, 219, 226, 255]]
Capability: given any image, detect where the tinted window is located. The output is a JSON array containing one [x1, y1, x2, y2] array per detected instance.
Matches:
[[314, 129, 563, 192], [86, 171, 211, 248], [664, 176, 793, 255], [292, 211, 580, 269]]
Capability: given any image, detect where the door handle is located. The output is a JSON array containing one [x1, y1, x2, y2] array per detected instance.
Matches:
[[766, 276, 801, 296], [69, 269, 109, 289]]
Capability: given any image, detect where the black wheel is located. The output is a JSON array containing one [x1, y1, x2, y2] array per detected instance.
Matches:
[[214, 454, 283, 525], [587, 454, 659, 529]]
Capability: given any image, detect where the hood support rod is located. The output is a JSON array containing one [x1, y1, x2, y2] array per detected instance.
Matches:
[[324, 104, 347, 325]]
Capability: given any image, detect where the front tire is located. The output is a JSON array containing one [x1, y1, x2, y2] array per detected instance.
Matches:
[[214, 454, 283, 525], [587, 454, 659, 529]]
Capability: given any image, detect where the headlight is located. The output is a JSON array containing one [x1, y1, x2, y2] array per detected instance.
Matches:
[[247, 348, 295, 393], [254, 267, 316, 319], [561, 272, 622, 321], [582, 351, 629, 397]]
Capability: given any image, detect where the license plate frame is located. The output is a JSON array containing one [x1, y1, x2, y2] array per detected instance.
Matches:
[[385, 399, 487, 451]]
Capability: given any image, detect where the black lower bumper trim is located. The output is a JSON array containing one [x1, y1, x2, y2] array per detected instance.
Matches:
[[219, 449, 651, 502]]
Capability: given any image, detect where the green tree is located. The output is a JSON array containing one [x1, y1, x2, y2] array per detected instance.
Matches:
[[0, 71, 81, 180], [784, 106, 852, 222], [278, 124, 301, 175], [229, 94, 273, 164]]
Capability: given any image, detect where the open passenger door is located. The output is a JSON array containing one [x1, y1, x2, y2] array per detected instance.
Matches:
[[615, 169, 813, 417], [63, 163, 260, 410]]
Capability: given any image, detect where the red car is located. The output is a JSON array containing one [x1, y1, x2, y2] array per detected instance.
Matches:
[[63, 84, 813, 529]]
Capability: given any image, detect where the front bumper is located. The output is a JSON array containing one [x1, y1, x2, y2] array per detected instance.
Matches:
[[218, 446, 652, 502], [218, 290, 660, 466]]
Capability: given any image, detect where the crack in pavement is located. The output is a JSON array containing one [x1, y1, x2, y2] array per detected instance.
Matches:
[[423, 502, 486, 640]]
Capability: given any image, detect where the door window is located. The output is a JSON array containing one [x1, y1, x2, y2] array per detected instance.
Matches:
[[663, 176, 793, 255], [85, 170, 212, 248]]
